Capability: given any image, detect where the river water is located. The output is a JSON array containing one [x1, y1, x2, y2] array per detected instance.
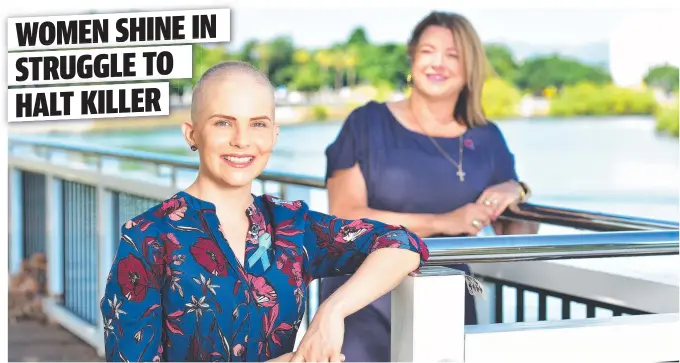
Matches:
[[54, 115, 679, 216]]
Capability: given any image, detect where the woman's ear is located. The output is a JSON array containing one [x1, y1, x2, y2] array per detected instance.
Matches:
[[181, 121, 196, 150], [273, 124, 280, 146]]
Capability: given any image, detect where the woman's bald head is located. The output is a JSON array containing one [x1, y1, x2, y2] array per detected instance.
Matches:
[[181, 61, 279, 190], [190, 61, 275, 123]]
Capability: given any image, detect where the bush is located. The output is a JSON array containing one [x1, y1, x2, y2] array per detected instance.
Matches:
[[310, 105, 329, 121], [549, 82, 658, 117], [655, 101, 679, 137], [482, 77, 522, 119]]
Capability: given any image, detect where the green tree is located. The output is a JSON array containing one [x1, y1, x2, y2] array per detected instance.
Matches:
[[644, 64, 679, 94], [355, 43, 409, 89], [485, 44, 519, 82], [516, 55, 611, 95], [347, 27, 370, 46], [266, 36, 296, 86], [292, 63, 326, 93]]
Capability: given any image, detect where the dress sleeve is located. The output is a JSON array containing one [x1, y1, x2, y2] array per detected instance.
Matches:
[[324, 107, 367, 183], [489, 122, 520, 185], [302, 203, 430, 280], [100, 219, 165, 362]]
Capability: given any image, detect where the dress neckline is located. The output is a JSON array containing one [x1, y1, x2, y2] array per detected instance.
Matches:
[[377, 101, 468, 141], [175, 190, 259, 215], [173, 190, 267, 276]]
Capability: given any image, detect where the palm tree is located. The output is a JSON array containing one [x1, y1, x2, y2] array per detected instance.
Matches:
[[315, 49, 333, 88], [343, 45, 359, 87], [293, 49, 311, 64]]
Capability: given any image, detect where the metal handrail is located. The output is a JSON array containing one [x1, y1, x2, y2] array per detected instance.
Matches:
[[424, 230, 679, 264], [505, 203, 679, 231], [9, 135, 679, 232]]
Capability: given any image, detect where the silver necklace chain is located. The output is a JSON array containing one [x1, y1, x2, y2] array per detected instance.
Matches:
[[412, 113, 467, 182]]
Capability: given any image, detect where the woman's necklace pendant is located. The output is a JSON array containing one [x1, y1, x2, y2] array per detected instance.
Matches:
[[457, 168, 466, 182]]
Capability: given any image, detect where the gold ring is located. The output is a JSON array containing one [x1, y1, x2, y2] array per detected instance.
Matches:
[[483, 199, 491, 206], [472, 219, 482, 228]]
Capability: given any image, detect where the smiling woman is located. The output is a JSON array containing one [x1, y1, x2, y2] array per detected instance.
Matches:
[[99, 60, 430, 362], [321, 11, 538, 362]]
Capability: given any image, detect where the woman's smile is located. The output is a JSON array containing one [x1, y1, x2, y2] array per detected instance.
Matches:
[[221, 154, 256, 168]]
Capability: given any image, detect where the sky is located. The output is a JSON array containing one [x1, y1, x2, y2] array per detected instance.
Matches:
[[1, 1, 679, 87], [3, 1, 676, 48], [228, 7, 635, 49]]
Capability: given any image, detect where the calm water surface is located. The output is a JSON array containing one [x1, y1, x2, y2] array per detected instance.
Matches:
[[51, 115, 679, 217]]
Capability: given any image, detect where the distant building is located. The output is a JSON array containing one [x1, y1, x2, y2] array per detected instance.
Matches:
[[609, 11, 680, 88]]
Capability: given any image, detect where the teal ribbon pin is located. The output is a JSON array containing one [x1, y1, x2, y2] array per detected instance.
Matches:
[[248, 232, 272, 271]]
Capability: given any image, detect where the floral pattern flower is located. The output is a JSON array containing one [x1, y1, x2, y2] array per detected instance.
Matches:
[[190, 237, 230, 277], [117, 255, 153, 302], [153, 197, 188, 221], [100, 192, 429, 362]]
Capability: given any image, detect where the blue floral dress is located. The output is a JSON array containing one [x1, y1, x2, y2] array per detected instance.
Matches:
[[100, 191, 429, 362]]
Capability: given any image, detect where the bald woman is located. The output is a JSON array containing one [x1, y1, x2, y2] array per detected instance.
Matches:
[[99, 61, 429, 362]]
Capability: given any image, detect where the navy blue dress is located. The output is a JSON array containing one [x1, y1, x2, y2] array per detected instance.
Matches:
[[320, 101, 519, 362]]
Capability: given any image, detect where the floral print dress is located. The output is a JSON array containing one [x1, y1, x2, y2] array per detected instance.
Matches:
[[100, 191, 429, 362]]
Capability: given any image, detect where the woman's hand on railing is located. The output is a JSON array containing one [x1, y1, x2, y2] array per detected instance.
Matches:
[[290, 304, 346, 362], [433, 203, 496, 236], [476, 180, 523, 219]]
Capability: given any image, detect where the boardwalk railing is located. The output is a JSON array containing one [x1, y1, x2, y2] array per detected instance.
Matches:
[[8, 136, 680, 361]]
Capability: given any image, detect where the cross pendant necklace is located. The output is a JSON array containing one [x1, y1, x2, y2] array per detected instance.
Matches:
[[456, 168, 466, 182], [427, 133, 466, 182], [408, 102, 466, 182]]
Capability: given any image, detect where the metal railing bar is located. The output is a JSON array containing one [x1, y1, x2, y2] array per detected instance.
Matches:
[[495, 284, 504, 323], [505, 203, 679, 231], [480, 275, 648, 319], [562, 299, 571, 319], [516, 287, 525, 322], [538, 293, 548, 321], [424, 230, 679, 264]]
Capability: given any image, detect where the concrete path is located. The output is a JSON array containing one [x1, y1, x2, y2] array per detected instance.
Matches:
[[8, 320, 102, 362]]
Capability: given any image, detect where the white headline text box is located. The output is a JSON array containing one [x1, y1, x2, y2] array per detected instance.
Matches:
[[8, 45, 192, 86], [8, 82, 170, 122], [8, 8, 230, 51]]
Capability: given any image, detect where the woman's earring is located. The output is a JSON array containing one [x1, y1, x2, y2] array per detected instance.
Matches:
[[406, 73, 413, 88], [190, 145, 197, 151]]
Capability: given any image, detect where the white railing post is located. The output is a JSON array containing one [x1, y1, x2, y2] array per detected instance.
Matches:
[[391, 266, 466, 362], [45, 176, 64, 298], [9, 168, 24, 274], [96, 187, 116, 357]]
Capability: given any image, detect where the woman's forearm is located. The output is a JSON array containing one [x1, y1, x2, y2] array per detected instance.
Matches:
[[331, 206, 441, 237], [317, 248, 420, 318]]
